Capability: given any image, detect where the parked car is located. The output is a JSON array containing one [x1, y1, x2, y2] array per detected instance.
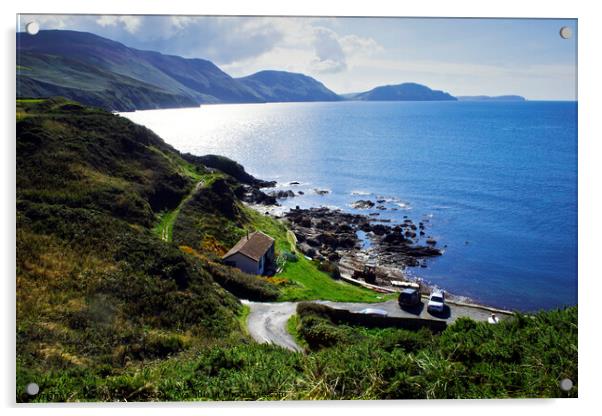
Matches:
[[488, 313, 500, 324], [358, 308, 388, 317], [427, 290, 445, 313], [398, 288, 421, 307]]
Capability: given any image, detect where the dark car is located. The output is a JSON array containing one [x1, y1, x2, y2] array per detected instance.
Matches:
[[398, 288, 421, 307]]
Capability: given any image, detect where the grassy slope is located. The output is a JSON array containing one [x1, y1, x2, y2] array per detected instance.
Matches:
[[16, 98, 250, 401], [172, 185, 386, 303], [245, 207, 387, 302]]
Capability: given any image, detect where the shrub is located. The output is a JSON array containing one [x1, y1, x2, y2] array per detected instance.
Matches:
[[318, 260, 341, 279], [204, 262, 280, 301]]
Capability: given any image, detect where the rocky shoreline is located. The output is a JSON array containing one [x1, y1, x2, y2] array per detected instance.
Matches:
[[285, 206, 441, 266], [283, 206, 445, 292], [240, 178, 461, 296]]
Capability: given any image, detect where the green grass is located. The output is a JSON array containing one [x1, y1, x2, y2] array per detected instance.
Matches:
[[237, 304, 251, 337], [16, 98, 47, 120], [286, 314, 308, 351], [149, 146, 205, 182], [293, 303, 578, 399], [153, 209, 181, 242], [17, 98, 44, 103], [243, 206, 388, 303], [278, 257, 389, 302], [152, 168, 226, 242]]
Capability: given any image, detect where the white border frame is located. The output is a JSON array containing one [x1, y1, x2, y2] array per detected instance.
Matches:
[[3, 1, 600, 415]]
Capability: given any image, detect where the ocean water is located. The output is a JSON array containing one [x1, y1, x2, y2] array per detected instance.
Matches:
[[122, 101, 577, 312]]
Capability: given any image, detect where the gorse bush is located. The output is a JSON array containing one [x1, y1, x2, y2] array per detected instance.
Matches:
[[203, 262, 280, 301], [293, 304, 578, 399]]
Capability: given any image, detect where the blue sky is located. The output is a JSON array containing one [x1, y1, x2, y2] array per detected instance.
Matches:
[[19, 15, 577, 99]]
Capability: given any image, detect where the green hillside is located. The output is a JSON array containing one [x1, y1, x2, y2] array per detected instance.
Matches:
[[17, 30, 262, 111], [16, 98, 258, 400], [17, 30, 343, 111]]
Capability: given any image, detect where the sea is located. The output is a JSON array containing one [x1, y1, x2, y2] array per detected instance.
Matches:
[[122, 100, 578, 312]]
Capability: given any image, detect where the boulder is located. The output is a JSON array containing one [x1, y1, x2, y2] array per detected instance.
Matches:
[[298, 243, 317, 258], [336, 223, 354, 233], [352, 199, 375, 209], [316, 219, 333, 230], [306, 237, 321, 247], [337, 234, 357, 248], [383, 232, 411, 245], [359, 222, 372, 232], [328, 252, 341, 262], [269, 189, 295, 199], [372, 224, 388, 235], [318, 232, 339, 247]]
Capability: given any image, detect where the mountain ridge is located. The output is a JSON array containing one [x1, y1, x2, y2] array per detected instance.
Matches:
[[17, 30, 339, 111], [236, 70, 341, 102]]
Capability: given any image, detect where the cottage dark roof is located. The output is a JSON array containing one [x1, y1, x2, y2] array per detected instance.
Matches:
[[222, 231, 275, 262]]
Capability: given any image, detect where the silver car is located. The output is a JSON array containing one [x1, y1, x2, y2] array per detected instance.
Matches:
[[427, 290, 445, 313]]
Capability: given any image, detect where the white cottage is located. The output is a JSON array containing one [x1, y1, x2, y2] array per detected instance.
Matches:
[[222, 231, 275, 275]]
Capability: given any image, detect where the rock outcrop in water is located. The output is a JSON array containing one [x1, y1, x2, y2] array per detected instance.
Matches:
[[284, 207, 442, 270], [352, 200, 375, 209]]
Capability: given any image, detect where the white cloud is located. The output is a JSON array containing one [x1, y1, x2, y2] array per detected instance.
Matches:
[[222, 47, 315, 76], [96, 15, 142, 34], [340, 34, 384, 57], [311, 27, 347, 73], [170, 16, 194, 30], [221, 20, 383, 77]]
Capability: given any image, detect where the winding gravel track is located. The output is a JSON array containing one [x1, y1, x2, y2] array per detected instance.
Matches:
[[242, 299, 508, 352], [242, 300, 302, 352]]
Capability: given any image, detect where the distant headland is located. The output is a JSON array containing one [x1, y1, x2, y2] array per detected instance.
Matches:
[[17, 29, 524, 111]]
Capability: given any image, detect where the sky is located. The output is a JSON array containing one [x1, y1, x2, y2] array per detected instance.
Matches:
[[18, 15, 577, 100]]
